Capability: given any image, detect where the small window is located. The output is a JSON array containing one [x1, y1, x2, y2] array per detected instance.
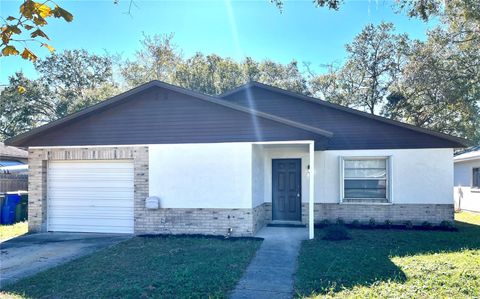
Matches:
[[341, 157, 389, 203], [473, 168, 480, 189]]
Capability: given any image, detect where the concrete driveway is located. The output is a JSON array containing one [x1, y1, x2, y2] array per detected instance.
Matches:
[[0, 232, 131, 287]]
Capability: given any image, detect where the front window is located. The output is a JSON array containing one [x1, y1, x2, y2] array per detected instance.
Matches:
[[341, 157, 389, 203], [473, 167, 480, 189]]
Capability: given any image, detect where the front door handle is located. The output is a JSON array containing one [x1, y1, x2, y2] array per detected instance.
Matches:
[[297, 192, 300, 197]]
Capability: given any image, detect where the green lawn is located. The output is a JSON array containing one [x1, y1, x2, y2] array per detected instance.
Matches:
[[295, 212, 480, 298], [0, 221, 28, 241], [2, 236, 262, 299]]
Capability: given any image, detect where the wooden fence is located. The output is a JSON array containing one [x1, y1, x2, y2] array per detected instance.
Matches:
[[0, 174, 28, 193]]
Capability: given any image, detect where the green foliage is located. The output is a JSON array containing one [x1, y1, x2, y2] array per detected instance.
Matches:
[[336, 217, 345, 225], [320, 219, 331, 226], [404, 220, 413, 229], [121, 33, 309, 96], [0, 73, 54, 139], [35, 49, 118, 115], [351, 220, 361, 228], [311, 17, 480, 143], [384, 220, 393, 228], [0, 50, 118, 140], [322, 224, 350, 241], [422, 221, 432, 228], [369, 218, 376, 227], [440, 220, 454, 229]]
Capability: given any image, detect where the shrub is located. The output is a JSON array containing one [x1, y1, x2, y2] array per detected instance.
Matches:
[[351, 220, 361, 228], [322, 224, 351, 241], [336, 217, 345, 225], [320, 219, 330, 226], [404, 220, 413, 229], [440, 220, 454, 229], [369, 218, 376, 228], [422, 221, 432, 229], [384, 220, 392, 228]]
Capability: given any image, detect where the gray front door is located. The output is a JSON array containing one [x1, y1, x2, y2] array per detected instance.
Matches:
[[272, 159, 301, 221]]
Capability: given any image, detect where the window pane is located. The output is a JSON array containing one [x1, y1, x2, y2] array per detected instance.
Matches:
[[345, 179, 386, 189], [345, 168, 386, 178], [345, 179, 387, 198], [345, 159, 386, 169], [474, 168, 480, 188], [345, 188, 387, 198]]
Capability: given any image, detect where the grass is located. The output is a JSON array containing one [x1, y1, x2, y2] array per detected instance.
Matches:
[[295, 212, 480, 298], [0, 221, 28, 241], [2, 235, 262, 298]]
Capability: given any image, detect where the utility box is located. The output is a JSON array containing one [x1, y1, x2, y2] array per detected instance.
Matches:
[[145, 196, 160, 210]]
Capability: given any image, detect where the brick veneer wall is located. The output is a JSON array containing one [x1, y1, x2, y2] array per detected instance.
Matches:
[[252, 203, 272, 233], [28, 146, 257, 236], [301, 203, 454, 225], [136, 208, 254, 236]]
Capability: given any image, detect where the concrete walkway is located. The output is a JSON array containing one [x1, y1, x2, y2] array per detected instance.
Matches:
[[230, 227, 308, 299]]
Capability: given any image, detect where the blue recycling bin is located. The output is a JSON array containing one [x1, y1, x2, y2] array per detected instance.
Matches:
[[1, 194, 21, 225]]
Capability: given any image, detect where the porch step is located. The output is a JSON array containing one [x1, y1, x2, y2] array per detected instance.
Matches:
[[267, 221, 306, 228]]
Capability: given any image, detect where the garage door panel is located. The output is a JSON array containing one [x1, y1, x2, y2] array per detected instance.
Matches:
[[48, 160, 134, 234], [47, 223, 133, 234], [49, 187, 133, 199], [48, 199, 133, 208]]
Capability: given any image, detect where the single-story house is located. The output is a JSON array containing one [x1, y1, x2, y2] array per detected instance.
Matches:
[[6, 81, 468, 238], [454, 146, 480, 213], [0, 141, 28, 171], [0, 142, 28, 192]]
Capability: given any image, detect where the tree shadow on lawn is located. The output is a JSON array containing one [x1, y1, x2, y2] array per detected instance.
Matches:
[[295, 220, 480, 296]]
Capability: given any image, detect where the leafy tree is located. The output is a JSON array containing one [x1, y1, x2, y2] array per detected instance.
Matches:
[[251, 60, 310, 95], [35, 49, 119, 115], [1, 0, 73, 61], [311, 22, 408, 114], [0, 72, 54, 139], [309, 64, 357, 107], [0, 50, 119, 141], [122, 34, 310, 95], [386, 2, 480, 142], [121, 33, 182, 87], [175, 53, 244, 95]]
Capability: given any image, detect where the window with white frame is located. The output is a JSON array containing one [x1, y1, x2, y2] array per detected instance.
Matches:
[[473, 167, 480, 189], [341, 157, 390, 203]]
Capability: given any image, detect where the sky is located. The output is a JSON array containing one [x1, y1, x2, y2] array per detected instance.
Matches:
[[0, 0, 437, 86]]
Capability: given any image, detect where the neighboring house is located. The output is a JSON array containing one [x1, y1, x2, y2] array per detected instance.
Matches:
[[5, 81, 468, 238], [0, 142, 28, 192], [0, 141, 28, 165], [454, 146, 480, 213]]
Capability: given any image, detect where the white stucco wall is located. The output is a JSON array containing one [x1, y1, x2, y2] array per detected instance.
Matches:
[[252, 145, 265, 208], [149, 143, 454, 208], [149, 143, 252, 208], [454, 159, 480, 212], [317, 148, 454, 204]]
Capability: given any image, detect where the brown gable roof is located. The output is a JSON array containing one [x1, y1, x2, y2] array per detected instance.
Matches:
[[220, 81, 469, 149], [5, 81, 332, 148]]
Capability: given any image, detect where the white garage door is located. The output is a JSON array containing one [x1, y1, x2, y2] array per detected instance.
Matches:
[[47, 160, 134, 233]]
